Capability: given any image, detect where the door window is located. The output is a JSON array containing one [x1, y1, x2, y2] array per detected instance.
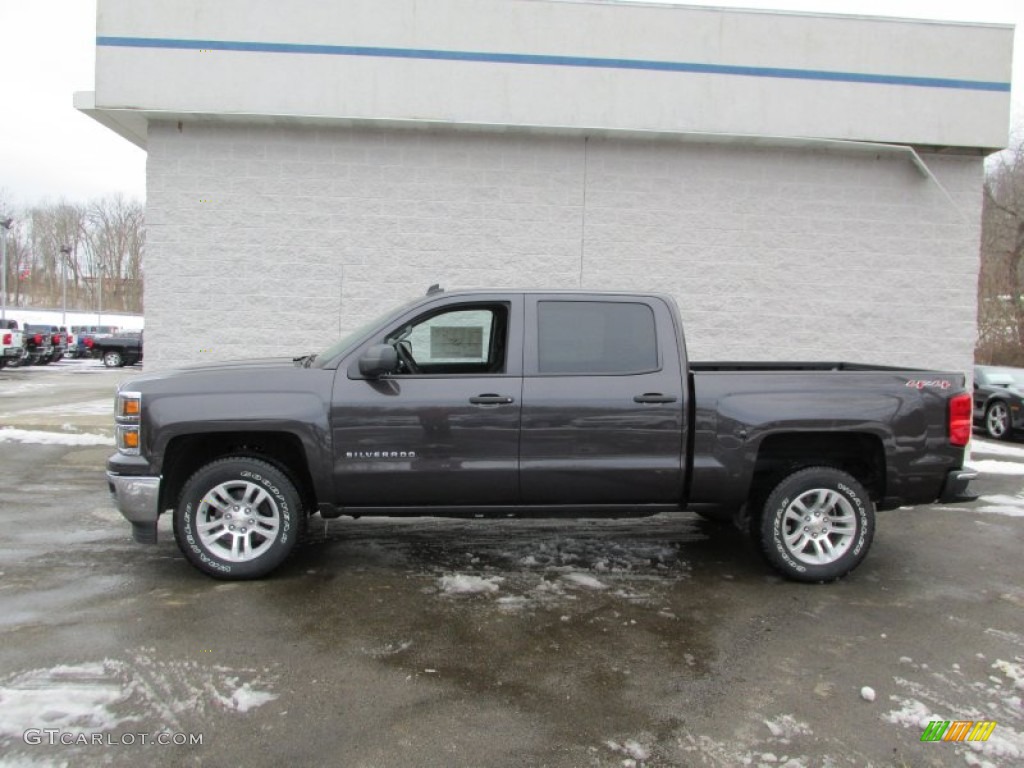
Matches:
[[537, 301, 658, 375], [386, 305, 508, 374]]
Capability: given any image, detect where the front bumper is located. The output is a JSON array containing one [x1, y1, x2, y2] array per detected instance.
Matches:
[[107, 472, 161, 544], [938, 468, 979, 504]]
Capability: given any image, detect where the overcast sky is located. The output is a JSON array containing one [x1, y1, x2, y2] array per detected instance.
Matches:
[[0, 0, 1022, 209]]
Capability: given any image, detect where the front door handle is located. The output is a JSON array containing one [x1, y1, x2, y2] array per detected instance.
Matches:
[[633, 393, 677, 404], [469, 394, 515, 405]]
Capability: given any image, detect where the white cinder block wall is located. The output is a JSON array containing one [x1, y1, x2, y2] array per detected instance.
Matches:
[[145, 121, 981, 373]]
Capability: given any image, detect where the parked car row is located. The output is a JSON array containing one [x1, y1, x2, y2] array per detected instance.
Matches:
[[0, 320, 142, 368]]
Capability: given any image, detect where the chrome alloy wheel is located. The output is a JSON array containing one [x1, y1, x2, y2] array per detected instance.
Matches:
[[987, 402, 1010, 439], [196, 480, 281, 562], [781, 489, 857, 565]]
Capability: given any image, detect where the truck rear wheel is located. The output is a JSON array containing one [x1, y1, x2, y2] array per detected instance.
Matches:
[[173, 457, 304, 579], [758, 467, 874, 583], [103, 350, 123, 367]]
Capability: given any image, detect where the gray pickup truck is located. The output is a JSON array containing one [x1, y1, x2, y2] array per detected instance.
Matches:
[[107, 289, 977, 582]]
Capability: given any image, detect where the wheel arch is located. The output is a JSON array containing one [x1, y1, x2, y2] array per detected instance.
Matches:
[[749, 431, 886, 509], [160, 431, 317, 516]]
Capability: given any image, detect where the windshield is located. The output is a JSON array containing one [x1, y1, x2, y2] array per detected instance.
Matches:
[[311, 296, 426, 368]]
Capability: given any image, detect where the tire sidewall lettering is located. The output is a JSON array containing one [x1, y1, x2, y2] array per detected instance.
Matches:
[[174, 460, 302, 579], [762, 468, 875, 583]]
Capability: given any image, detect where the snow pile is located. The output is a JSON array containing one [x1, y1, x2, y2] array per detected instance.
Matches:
[[0, 428, 113, 447], [0, 662, 129, 738], [860, 686, 876, 702], [438, 574, 503, 595], [0, 649, 279, 750]]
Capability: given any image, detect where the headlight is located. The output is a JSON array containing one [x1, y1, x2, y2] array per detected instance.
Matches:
[[115, 391, 142, 455]]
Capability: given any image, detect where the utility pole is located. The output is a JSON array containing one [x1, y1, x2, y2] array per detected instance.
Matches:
[[0, 217, 12, 323], [59, 245, 72, 328]]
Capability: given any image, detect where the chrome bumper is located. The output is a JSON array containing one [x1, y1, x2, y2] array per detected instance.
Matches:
[[107, 472, 161, 544]]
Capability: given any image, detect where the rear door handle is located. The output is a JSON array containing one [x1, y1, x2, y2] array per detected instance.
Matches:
[[633, 393, 677, 404], [469, 394, 515, 405]]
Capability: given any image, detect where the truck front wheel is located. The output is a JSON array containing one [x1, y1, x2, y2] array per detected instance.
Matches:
[[758, 467, 874, 583], [173, 457, 304, 579]]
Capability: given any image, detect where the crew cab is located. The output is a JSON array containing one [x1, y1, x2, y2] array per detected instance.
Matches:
[[1, 319, 25, 368], [107, 289, 977, 582]]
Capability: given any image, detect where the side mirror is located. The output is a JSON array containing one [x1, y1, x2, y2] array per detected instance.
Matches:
[[359, 344, 399, 378]]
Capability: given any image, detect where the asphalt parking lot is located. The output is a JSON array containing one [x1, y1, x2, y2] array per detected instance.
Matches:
[[1, 360, 1022, 768]]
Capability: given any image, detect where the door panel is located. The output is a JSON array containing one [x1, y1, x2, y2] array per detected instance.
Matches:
[[331, 376, 522, 506], [331, 295, 524, 507], [520, 296, 686, 504]]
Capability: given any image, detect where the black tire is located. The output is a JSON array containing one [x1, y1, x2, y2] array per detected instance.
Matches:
[[758, 467, 874, 583], [985, 401, 1012, 441], [103, 350, 123, 368], [173, 457, 304, 579]]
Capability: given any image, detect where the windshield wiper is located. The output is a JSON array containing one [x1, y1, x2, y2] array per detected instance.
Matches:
[[292, 353, 318, 367]]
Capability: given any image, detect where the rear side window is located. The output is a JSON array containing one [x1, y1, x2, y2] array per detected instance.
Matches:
[[537, 301, 658, 374]]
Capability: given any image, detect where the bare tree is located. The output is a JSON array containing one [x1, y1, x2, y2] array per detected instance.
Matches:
[[978, 144, 1024, 366], [0, 196, 144, 314], [87, 195, 145, 312]]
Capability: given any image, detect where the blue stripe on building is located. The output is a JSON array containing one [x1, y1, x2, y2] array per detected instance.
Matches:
[[96, 36, 1010, 93]]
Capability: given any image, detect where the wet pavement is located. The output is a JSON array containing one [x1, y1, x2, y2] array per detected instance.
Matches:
[[1, 361, 1022, 767]]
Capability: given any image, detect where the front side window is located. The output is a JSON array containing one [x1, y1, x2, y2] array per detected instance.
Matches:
[[537, 301, 658, 375], [386, 305, 508, 375]]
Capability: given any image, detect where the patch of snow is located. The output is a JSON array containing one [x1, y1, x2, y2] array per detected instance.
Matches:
[[438, 574, 503, 595], [562, 573, 609, 590], [605, 739, 650, 762], [971, 439, 1024, 459], [366, 641, 413, 658], [965, 459, 1024, 476], [974, 495, 1024, 517], [860, 686, 876, 702], [0, 649, 278, 747], [225, 683, 277, 713], [763, 715, 811, 740], [993, 659, 1024, 690], [0, 428, 113, 447], [0, 399, 113, 418], [0, 661, 129, 738], [883, 697, 935, 730]]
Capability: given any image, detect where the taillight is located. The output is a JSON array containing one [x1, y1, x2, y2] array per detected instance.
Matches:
[[33, 334, 43, 344], [85, 338, 94, 348], [2, 333, 10, 345], [949, 393, 972, 447]]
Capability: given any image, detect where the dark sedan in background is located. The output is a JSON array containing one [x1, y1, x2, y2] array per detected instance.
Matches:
[[974, 365, 1024, 440]]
